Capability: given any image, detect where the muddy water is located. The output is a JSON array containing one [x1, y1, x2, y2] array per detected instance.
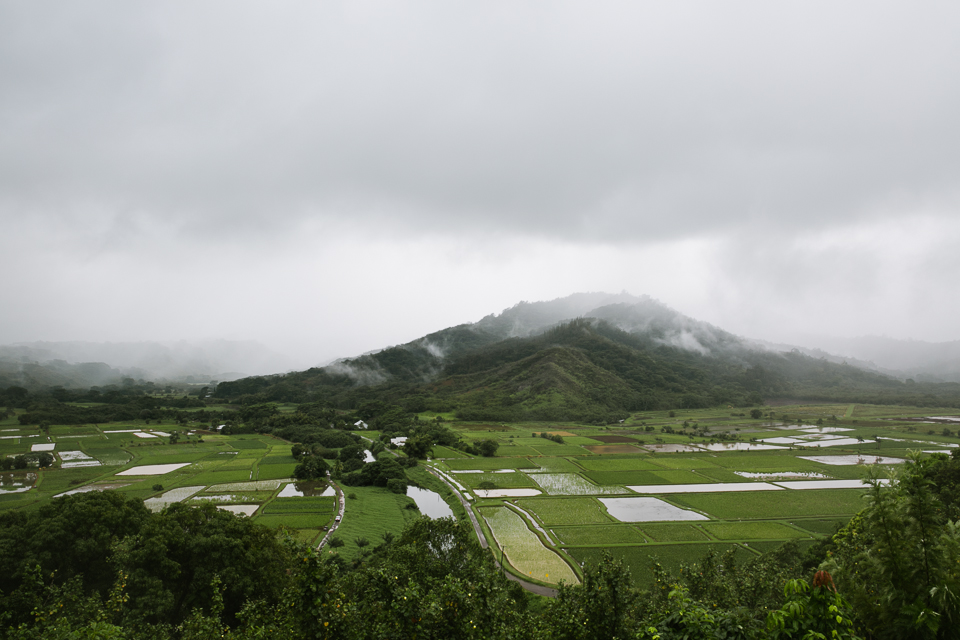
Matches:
[[277, 480, 330, 497], [0, 472, 37, 493], [406, 487, 454, 519]]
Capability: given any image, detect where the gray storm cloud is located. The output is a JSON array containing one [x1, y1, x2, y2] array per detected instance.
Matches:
[[2, 1, 959, 361], [3, 2, 959, 245]]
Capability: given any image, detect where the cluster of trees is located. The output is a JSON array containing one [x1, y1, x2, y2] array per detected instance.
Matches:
[[0, 452, 53, 470], [5, 451, 960, 639]]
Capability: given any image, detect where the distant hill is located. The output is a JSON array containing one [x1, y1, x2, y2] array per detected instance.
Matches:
[[216, 294, 958, 421], [0, 340, 295, 390]]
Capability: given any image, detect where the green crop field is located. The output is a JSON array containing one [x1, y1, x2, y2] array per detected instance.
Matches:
[[670, 489, 868, 520], [5, 401, 956, 594], [637, 523, 711, 542], [330, 486, 421, 562], [516, 497, 613, 525], [552, 525, 647, 546], [701, 522, 811, 540]]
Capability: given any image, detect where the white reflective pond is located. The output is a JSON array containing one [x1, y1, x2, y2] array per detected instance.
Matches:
[[406, 487, 454, 519], [600, 497, 708, 522]]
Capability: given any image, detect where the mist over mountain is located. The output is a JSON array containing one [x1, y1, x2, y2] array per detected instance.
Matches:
[[217, 293, 960, 420], [783, 335, 960, 383], [0, 340, 296, 389]]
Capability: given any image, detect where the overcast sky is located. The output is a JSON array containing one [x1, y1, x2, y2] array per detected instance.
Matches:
[[3, 1, 960, 369]]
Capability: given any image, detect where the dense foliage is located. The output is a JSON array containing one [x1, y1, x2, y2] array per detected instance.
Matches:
[[213, 320, 960, 424], [5, 451, 960, 639]]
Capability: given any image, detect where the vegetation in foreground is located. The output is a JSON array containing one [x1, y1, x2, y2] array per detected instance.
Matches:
[[1, 451, 959, 639]]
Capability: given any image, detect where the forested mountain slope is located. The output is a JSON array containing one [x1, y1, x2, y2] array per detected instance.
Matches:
[[215, 295, 956, 421]]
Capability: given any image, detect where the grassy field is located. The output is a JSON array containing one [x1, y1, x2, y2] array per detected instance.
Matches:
[[5, 401, 958, 590]]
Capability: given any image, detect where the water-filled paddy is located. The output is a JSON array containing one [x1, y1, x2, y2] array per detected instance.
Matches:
[[800, 455, 903, 465], [700, 443, 788, 452], [775, 479, 882, 490], [117, 463, 190, 476], [277, 480, 330, 497], [144, 486, 205, 511], [31, 443, 55, 452], [205, 479, 285, 492], [626, 482, 782, 494], [599, 497, 708, 522], [475, 488, 542, 498], [0, 472, 36, 493], [407, 487, 454, 518], [219, 504, 259, 516], [527, 473, 628, 495]]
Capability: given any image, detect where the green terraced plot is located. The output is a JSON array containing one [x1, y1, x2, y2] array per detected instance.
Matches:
[[638, 523, 710, 542], [444, 458, 539, 471], [457, 472, 538, 488], [530, 445, 589, 456], [577, 458, 665, 471], [671, 489, 867, 520], [228, 439, 269, 449], [491, 444, 540, 457], [263, 496, 337, 513], [553, 525, 647, 545], [793, 518, 847, 534], [702, 522, 810, 540], [256, 463, 297, 480], [516, 497, 612, 525], [481, 506, 578, 585]]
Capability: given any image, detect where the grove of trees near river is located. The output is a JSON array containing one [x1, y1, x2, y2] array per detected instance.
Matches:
[[2, 450, 960, 640]]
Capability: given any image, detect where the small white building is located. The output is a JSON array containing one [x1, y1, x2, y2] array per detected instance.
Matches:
[[354, 420, 368, 430]]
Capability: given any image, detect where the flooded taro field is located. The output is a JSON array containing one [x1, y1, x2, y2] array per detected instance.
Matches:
[[3, 401, 960, 590]]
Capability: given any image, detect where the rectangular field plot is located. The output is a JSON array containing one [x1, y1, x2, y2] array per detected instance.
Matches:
[[429, 445, 471, 458], [600, 497, 708, 522], [516, 497, 613, 525], [444, 458, 539, 471], [263, 496, 337, 513], [227, 439, 269, 450], [480, 506, 579, 585], [457, 472, 538, 488], [670, 489, 868, 520], [638, 523, 711, 542], [530, 457, 585, 473], [644, 457, 722, 470], [527, 473, 628, 495], [710, 455, 824, 471], [584, 445, 645, 455], [577, 458, 665, 472], [491, 444, 540, 457], [793, 518, 847, 534], [701, 522, 811, 540], [584, 469, 712, 486], [626, 483, 782, 494], [552, 525, 648, 546], [186, 469, 254, 485], [256, 464, 297, 480], [530, 445, 589, 456]]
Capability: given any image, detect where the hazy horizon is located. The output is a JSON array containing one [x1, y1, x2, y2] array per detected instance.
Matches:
[[4, 2, 960, 368]]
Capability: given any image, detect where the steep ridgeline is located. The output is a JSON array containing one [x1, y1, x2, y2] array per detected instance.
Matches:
[[215, 294, 947, 422]]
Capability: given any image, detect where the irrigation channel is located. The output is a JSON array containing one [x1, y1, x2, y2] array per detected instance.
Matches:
[[427, 467, 559, 598]]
